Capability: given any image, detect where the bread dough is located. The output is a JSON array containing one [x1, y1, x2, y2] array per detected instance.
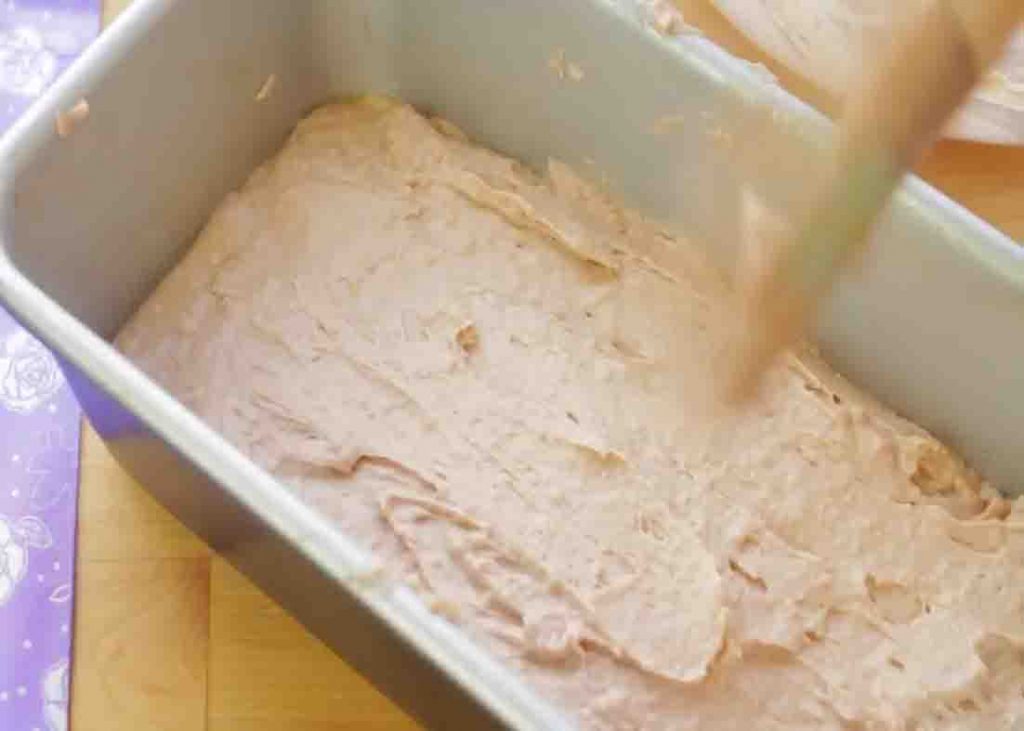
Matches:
[[118, 98, 1024, 730]]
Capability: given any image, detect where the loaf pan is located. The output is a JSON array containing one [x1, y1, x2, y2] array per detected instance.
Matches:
[[1, 0, 1022, 727]]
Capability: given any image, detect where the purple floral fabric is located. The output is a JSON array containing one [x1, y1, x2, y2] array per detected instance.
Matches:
[[0, 311, 80, 731], [0, 2, 100, 730], [0, 0, 100, 130]]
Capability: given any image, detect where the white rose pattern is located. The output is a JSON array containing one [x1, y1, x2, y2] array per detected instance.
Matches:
[[0, 515, 53, 606], [41, 659, 69, 731], [0, 331, 65, 414], [0, 6, 98, 731], [0, 25, 57, 97], [0, 515, 27, 607]]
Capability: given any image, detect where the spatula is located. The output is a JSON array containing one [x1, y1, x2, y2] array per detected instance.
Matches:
[[727, 0, 1023, 403]]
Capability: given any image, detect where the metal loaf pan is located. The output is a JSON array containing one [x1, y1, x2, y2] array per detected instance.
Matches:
[[1, 0, 1022, 727]]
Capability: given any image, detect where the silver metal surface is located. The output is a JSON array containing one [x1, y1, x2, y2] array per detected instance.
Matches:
[[1, 0, 1022, 728]]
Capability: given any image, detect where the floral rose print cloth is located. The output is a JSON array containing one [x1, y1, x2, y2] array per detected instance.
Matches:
[[0, 0, 100, 128], [0, 312, 81, 731], [0, 2, 99, 730]]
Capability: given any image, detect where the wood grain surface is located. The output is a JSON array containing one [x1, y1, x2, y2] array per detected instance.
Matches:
[[70, 2, 1023, 729]]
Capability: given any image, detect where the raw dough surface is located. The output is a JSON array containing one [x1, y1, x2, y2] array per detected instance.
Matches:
[[118, 98, 1024, 730]]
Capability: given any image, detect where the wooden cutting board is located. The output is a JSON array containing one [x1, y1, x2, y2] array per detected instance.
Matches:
[[70, 2, 1022, 729]]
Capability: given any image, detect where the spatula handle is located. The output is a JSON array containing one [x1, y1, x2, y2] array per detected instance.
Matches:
[[729, 1, 1022, 402]]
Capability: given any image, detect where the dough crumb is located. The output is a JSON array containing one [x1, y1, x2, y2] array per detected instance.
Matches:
[[255, 74, 278, 102], [635, 0, 695, 37], [347, 566, 387, 590], [55, 99, 90, 139], [548, 49, 584, 83], [429, 597, 462, 621], [455, 322, 480, 354]]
